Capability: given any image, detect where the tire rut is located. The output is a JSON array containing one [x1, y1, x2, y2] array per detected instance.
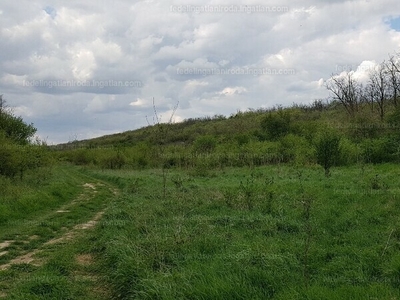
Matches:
[[0, 181, 108, 271]]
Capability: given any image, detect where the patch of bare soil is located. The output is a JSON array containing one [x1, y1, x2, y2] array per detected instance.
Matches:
[[0, 180, 114, 299], [76, 254, 93, 266], [0, 240, 13, 250], [0, 250, 42, 271], [0, 210, 104, 270], [0, 240, 14, 259], [83, 183, 96, 190]]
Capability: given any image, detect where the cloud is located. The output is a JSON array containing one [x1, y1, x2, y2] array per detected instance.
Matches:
[[0, 0, 400, 143]]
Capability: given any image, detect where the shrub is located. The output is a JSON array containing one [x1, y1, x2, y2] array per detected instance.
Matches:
[[71, 149, 93, 165], [193, 135, 217, 153], [279, 134, 314, 165], [101, 150, 126, 169], [235, 133, 251, 146], [0, 141, 19, 177], [338, 138, 362, 165], [361, 137, 399, 163], [315, 131, 341, 177], [260, 111, 291, 140]]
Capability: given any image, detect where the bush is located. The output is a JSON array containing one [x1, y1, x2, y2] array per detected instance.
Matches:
[[338, 138, 362, 165], [235, 134, 251, 146], [0, 142, 19, 177], [193, 135, 217, 153], [260, 111, 291, 140], [361, 137, 399, 163], [315, 131, 341, 176], [70, 149, 93, 165], [279, 134, 314, 165], [101, 150, 127, 169]]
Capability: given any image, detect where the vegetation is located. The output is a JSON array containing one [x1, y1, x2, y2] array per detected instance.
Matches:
[[0, 95, 50, 179], [1, 52, 400, 298], [315, 129, 341, 177], [54, 53, 400, 172], [89, 164, 400, 299]]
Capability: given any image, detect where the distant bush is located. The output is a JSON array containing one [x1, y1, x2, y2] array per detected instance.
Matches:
[[361, 137, 399, 164], [193, 135, 217, 153], [235, 133, 251, 146], [279, 134, 314, 165], [69, 149, 93, 165], [0, 137, 19, 177], [260, 111, 291, 140], [101, 150, 126, 169], [338, 138, 362, 165]]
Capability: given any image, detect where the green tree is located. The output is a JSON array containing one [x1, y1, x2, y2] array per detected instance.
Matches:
[[0, 133, 19, 177], [0, 95, 43, 178], [0, 96, 36, 145]]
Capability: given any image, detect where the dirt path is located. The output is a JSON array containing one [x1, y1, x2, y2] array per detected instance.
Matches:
[[0, 182, 108, 269], [0, 209, 104, 271], [0, 178, 117, 298]]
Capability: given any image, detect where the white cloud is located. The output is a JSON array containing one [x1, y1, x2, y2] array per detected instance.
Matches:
[[1, 0, 400, 143], [219, 86, 247, 96]]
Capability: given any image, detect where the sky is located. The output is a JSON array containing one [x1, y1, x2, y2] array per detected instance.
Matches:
[[0, 0, 399, 144]]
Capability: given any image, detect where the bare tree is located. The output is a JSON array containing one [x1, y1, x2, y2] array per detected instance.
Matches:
[[325, 72, 362, 118], [361, 83, 375, 112], [368, 64, 389, 120], [146, 97, 179, 200], [385, 53, 400, 107]]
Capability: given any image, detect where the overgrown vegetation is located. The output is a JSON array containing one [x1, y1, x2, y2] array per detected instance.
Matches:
[[52, 54, 400, 175], [1, 52, 400, 298], [55, 94, 400, 177], [88, 164, 400, 299], [0, 95, 50, 179]]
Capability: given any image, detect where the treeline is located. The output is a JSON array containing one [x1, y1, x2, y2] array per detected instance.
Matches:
[[0, 95, 51, 179], [326, 52, 400, 119]]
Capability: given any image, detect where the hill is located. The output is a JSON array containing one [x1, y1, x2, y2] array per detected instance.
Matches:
[[53, 97, 400, 173]]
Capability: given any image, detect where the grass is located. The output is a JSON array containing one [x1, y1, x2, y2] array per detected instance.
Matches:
[[0, 164, 116, 299], [1, 163, 400, 299], [88, 163, 400, 299]]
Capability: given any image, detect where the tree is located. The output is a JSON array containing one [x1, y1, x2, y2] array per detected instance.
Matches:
[[385, 53, 400, 107], [0, 95, 37, 145], [325, 72, 362, 118], [0, 95, 43, 178], [0, 133, 19, 177], [367, 64, 389, 121]]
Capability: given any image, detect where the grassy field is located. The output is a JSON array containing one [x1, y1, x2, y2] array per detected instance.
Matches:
[[1, 163, 400, 299], [88, 163, 400, 299]]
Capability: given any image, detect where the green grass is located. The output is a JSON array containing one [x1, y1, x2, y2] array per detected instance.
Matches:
[[0, 165, 116, 299], [0, 165, 81, 227], [88, 163, 400, 299], [2, 232, 111, 299], [2, 163, 400, 299]]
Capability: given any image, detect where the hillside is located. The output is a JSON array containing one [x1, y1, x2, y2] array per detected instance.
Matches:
[[54, 98, 400, 172]]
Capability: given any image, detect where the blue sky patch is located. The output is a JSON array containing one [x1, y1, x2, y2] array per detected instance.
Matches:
[[388, 16, 400, 31], [44, 6, 56, 19]]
